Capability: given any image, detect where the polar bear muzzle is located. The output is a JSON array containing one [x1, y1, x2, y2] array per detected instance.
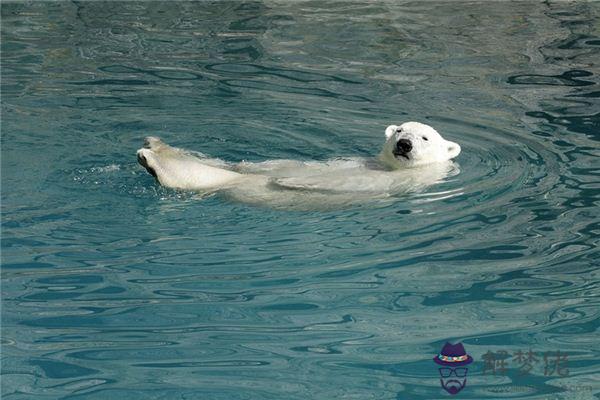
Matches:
[[393, 138, 412, 159]]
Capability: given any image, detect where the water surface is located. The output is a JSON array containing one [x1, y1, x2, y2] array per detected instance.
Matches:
[[2, 2, 599, 399]]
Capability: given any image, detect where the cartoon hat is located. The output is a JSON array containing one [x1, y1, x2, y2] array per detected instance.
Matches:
[[433, 342, 473, 366]]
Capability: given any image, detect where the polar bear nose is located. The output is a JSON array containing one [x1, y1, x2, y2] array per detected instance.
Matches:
[[395, 139, 412, 154]]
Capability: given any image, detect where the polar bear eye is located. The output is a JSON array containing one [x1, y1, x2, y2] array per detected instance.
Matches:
[[422, 136, 428, 141]]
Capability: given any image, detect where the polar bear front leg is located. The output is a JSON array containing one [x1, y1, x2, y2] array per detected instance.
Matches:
[[136, 137, 244, 191]]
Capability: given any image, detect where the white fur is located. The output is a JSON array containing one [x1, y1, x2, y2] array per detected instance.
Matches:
[[379, 122, 461, 168], [136, 122, 461, 209], [136, 137, 244, 190]]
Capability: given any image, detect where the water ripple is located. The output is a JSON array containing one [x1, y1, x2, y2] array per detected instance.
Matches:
[[2, 1, 599, 399]]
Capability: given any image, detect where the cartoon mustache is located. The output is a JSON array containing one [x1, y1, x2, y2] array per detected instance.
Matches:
[[443, 379, 463, 387], [440, 378, 466, 394]]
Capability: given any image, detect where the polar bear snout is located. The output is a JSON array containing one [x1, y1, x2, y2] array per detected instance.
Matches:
[[393, 139, 412, 158]]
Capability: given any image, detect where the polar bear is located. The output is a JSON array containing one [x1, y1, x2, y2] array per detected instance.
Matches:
[[136, 122, 461, 209]]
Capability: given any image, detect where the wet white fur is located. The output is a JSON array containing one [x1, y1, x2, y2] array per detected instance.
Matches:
[[136, 122, 461, 209], [380, 122, 461, 168]]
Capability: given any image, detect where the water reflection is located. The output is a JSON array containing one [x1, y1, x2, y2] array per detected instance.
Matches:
[[2, 1, 599, 399]]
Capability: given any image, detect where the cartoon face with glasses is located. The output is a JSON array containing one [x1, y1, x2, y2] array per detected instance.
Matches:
[[433, 342, 473, 395]]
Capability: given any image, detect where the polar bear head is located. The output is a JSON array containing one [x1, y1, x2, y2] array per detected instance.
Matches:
[[379, 122, 461, 168]]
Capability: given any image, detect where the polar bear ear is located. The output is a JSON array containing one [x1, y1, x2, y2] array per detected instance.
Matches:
[[385, 125, 398, 140], [446, 141, 461, 158]]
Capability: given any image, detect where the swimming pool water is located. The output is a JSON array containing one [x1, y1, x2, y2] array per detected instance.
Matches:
[[2, 2, 599, 399]]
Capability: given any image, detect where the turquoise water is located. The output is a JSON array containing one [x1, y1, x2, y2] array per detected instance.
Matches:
[[2, 1, 599, 399]]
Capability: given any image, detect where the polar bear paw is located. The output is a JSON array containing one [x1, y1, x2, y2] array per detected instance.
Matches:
[[143, 136, 165, 150], [136, 148, 157, 178]]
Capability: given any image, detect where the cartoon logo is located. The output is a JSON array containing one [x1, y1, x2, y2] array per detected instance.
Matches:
[[433, 342, 473, 395]]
